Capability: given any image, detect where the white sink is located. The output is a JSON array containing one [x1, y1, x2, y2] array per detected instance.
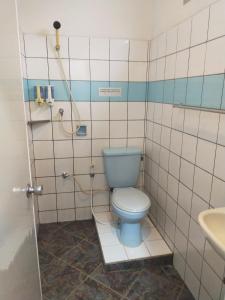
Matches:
[[199, 207, 225, 260]]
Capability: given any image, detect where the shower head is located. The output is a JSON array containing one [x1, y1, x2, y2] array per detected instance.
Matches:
[[53, 21, 61, 30], [53, 21, 61, 51]]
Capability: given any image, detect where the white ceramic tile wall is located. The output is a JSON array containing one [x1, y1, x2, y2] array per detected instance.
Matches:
[[145, 2, 225, 297], [23, 34, 147, 224]]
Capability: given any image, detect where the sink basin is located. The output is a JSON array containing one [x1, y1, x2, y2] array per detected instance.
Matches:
[[199, 207, 225, 259]]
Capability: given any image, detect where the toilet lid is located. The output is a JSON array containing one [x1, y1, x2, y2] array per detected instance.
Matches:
[[112, 187, 151, 213]]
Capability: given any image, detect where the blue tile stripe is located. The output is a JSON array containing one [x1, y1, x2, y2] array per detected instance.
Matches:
[[24, 79, 147, 102], [24, 75, 225, 109], [147, 74, 225, 110]]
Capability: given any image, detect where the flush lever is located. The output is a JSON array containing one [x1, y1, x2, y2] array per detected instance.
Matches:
[[13, 184, 43, 198]]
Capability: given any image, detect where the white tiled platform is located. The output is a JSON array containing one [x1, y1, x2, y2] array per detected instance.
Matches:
[[95, 212, 172, 264]]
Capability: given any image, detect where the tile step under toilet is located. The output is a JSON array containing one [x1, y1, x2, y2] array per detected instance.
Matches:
[[95, 212, 172, 264]]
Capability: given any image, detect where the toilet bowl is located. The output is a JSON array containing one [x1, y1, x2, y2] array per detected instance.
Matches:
[[103, 147, 151, 247], [112, 187, 151, 247]]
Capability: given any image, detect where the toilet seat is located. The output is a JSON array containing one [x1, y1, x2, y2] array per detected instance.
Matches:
[[112, 187, 151, 213]]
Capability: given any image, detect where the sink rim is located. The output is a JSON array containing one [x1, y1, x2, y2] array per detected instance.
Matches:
[[198, 207, 225, 259]]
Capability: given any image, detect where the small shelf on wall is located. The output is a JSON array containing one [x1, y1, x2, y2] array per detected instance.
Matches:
[[27, 120, 51, 126]]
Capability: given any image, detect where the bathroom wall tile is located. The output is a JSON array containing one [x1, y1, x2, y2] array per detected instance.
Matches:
[[110, 39, 129, 60], [193, 167, 212, 202], [110, 121, 127, 138], [148, 81, 164, 102], [48, 58, 70, 80], [91, 102, 109, 120], [129, 40, 148, 61], [76, 207, 92, 220], [204, 240, 225, 279], [175, 49, 189, 78], [170, 130, 182, 155], [174, 78, 187, 105], [58, 209, 75, 222], [90, 38, 109, 60], [74, 157, 91, 175], [183, 109, 200, 136], [187, 241, 203, 279], [35, 159, 55, 177], [161, 104, 173, 127], [92, 139, 109, 156], [214, 145, 225, 181], [32, 122, 52, 141], [74, 102, 91, 120], [37, 177, 56, 194], [188, 44, 206, 77], [173, 249, 185, 279], [218, 115, 225, 146], [149, 61, 157, 81], [184, 265, 200, 300], [73, 139, 91, 157], [178, 183, 192, 214], [191, 7, 209, 46], [165, 54, 176, 80], [189, 218, 205, 254], [91, 81, 109, 102], [171, 107, 185, 131], [204, 36, 225, 75], [56, 176, 74, 193], [52, 121, 72, 140], [181, 134, 197, 164], [175, 228, 188, 258], [75, 192, 91, 207], [129, 62, 147, 81], [177, 19, 192, 51], [156, 58, 165, 81], [211, 176, 225, 208], [71, 80, 91, 101], [128, 120, 145, 137], [208, 0, 225, 40], [202, 74, 224, 109], [39, 211, 57, 224], [166, 27, 178, 55], [50, 80, 69, 101], [70, 60, 90, 80], [186, 76, 203, 107], [92, 121, 109, 138], [33, 141, 54, 159], [47, 35, 68, 58], [52, 102, 72, 120], [24, 34, 47, 57], [201, 261, 222, 300], [163, 80, 174, 104], [55, 158, 73, 177], [26, 58, 48, 79], [54, 140, 73, 158], [180, 159, 194, 190], [160, 127, 171, 149], [110, 61, 128, 81], [199, 287, 212, 300], [128, 102, 145, 120], [196, 139, 216, 173], [176, 206, 190, 237], [110, 81, 129, 101], [110, 102, 127, 120], [169, 152, 180, 179], [191, 193, 209, 222], [69, 37, 89, 59], [90, 60, 109, 81], [38, 194, 57, 211], [198, 111, 219, 143]]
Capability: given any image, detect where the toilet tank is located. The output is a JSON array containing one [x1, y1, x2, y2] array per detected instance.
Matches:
[[103, 147, 142, 188]]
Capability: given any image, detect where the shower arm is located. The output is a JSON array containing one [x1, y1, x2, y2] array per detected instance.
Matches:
[[53, 21, 61, 51]]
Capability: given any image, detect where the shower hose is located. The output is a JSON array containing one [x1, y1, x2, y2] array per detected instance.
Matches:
[[55, 49, 107, 225]]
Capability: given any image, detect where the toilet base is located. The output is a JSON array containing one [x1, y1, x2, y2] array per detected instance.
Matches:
[[119, 221, 142, 247]]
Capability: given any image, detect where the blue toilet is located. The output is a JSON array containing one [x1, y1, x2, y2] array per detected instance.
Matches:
[[103, 147, 151, 247]]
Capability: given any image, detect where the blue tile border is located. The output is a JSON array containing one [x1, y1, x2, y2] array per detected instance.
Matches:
[[24, 75, 225, 110]]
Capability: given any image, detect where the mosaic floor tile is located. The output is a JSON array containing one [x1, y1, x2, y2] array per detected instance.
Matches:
[[67, 277, 121, 300], [61, 239, 102, 274]]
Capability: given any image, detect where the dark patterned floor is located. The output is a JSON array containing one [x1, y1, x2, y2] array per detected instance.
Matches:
[[38, 220, 194, 300]]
